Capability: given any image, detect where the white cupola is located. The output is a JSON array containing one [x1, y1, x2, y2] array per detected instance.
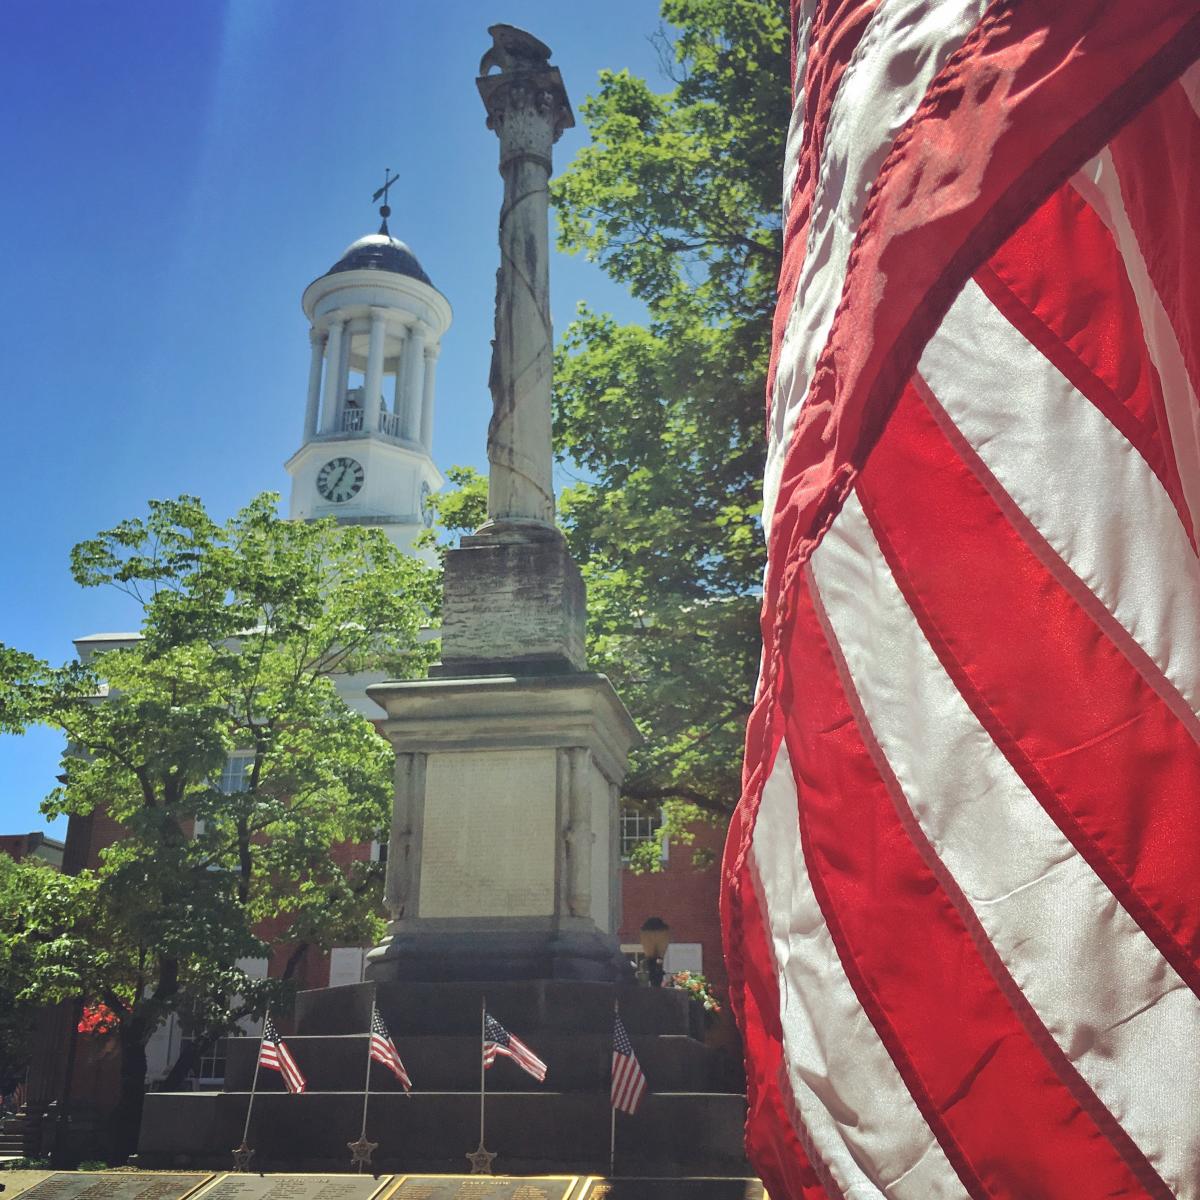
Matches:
[[285, 199, 451, 554]]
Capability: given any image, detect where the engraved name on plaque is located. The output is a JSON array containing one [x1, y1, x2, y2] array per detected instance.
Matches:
[[384, 1177, 577, 1200], [17, 1174, 213, 1200], [193, 1176, 391, 1200]]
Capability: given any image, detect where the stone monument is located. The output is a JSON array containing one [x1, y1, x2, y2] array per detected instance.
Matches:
[[135, 29, 749, 1175], [365, 26, 639, 983]]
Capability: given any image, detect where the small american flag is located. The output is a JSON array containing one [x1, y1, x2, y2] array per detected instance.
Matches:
[[610, 1011, 646, 1115], [483, 1012, 547, 1083], [369, 1004, 412, 1092], [258, 1015, 306, 1095]]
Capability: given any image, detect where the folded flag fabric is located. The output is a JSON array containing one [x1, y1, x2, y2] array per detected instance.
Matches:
[[258, 1014, 306, 1094], [722, 4, 1200, 1199], [483, 1012, 547, 1082], [610, 1011, 647, 1115], [369, 1004, 412, 1092]]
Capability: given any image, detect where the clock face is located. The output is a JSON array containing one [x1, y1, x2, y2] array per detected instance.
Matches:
[[420, 480, 434, 528], [316, 456, 364, 503]]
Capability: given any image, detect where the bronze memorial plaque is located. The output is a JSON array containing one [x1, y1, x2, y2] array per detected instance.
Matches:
[[574, 1181, 764, 1200], [192, 1177, 392, 1200], [16, 1173, 213, 1200], [382, 1177, 578, 1200]]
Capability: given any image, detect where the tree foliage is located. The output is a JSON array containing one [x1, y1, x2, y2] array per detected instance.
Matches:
[[0, 854, 89, 1095], [0, 493, 438, 1156], [551, 0, 789, 823]]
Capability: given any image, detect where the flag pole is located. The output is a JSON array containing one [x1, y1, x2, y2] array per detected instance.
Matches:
[[609, 998, 618, 1178], [234, 1008, 268, 1170], [356, 1000, 375, 1172], [465, 995, 495, 1173], [479, 995, 487, 1150]]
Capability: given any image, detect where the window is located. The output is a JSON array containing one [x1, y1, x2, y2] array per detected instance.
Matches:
[[194, 752, 255, 837], [175, 1033, 227, 1090], [218, 752, 255, 794], [620, 805, 667, 863]]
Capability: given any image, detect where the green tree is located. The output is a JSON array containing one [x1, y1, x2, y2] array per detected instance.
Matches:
[[551, 0, 789, 830], [0, 854, 89, 1100], [0, 493, 438, 1160]]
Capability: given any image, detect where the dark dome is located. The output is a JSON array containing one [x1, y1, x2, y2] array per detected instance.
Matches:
[[327, 233, 432, 285]]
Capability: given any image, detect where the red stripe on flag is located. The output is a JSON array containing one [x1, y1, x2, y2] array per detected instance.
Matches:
[[1108, 81, 1200, 402], [791, 558, 1171, 1200], [764, 3, 1200, 589], [856, 381, 1200, 989], [975, 183, 1194, 544]]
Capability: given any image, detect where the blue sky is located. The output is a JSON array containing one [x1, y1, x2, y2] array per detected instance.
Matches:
[[0, 1, 666, 835]]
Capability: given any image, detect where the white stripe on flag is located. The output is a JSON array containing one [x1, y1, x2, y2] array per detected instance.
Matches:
[[1071, 149, 1200, 540], [765, 0, 987, 532], [916, 276, 1200, 723], [751, 742, 971, 1200], [811, 490, 1200, 1198], [1181, 62, 1200, 121], [781, 0, 819, 224]]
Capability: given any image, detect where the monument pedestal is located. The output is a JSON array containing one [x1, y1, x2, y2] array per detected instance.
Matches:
[[138, 980, 750, 1177], [365, 672, 638, 983]]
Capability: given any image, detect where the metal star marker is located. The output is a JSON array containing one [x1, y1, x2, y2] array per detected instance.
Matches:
[[466, 1142, 497, 1175], [348, 1133, 379, 1170], [231, 1142, 255, 1172]]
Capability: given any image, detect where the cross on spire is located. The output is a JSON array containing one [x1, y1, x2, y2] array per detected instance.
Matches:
[[372, 168, 400, 234]]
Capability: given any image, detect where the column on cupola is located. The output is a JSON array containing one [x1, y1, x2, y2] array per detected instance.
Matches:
[[303, 328, 326, 439], [362, 308, 388, 435], [320, 319, 346, 434], [336, 323, 352, 414], [391, 329, 407, 428], [420, 342, 439, 452], [402, 322, 427, 442]]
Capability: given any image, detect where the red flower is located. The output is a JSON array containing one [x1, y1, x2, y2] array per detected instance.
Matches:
[[77, 1003, 120, 1036]]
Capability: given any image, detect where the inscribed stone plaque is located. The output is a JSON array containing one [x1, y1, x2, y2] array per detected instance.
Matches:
[[383, 1178, 577, 1200], [419, 749, 557, 918], [192, 1176, 390, 1200], [575, 1182, 764, 1200], [17, 1173, 212, 1200]]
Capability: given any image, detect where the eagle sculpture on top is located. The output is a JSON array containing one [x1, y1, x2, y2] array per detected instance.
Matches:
[[479, 24, 552, 76]]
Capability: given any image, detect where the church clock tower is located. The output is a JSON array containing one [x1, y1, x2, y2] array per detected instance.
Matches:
[[286, 204, 450, 553]]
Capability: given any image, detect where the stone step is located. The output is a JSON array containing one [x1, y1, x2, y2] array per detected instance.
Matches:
[[224, 1032, 716, 1093], [138, 1090, 748, 1176], [296, 981, 701, 1039]]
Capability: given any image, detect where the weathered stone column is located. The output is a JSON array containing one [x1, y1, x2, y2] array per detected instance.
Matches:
[[477, 26, 574, 532], [384, 751, 426, 921]]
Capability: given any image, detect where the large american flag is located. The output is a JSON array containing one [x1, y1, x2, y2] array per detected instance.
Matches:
[[258, 1015, 306, 1095], [610, 1011, 647, 1116], [721, 4, 1200, 1200], [369, 1004, 412, 1092], [483, 1013, 547, 1083]]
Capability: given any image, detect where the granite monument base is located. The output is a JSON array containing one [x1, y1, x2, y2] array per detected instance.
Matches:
[[364, 674, 639, 986], [365, 924, 630, 985]]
